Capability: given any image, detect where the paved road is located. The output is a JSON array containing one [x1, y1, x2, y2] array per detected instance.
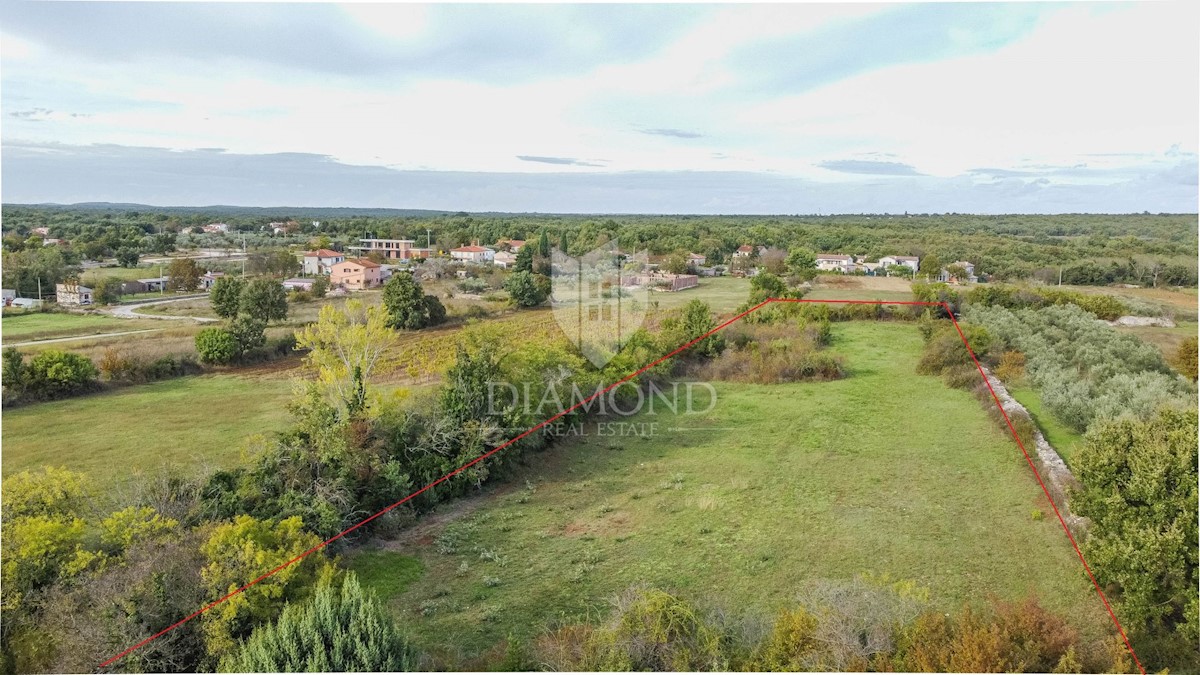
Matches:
[[106, 295, 217, 322], [7, 328, 165, 348]]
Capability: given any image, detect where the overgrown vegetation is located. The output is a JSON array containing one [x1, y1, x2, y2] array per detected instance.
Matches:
[[534, 583, 1128, 672]]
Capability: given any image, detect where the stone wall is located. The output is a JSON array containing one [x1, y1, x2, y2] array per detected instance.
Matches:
[[980, 366, 1089, 536]]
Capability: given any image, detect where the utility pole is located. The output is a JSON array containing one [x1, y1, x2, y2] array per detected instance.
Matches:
[[159, 263, 164, 296], [1058, 267, 1063, 286], [241, 234, 247, 278], [427, 228, 432, 250]]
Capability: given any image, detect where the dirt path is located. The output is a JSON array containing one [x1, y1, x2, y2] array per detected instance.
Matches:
[[7, 328, 165, 347], [105, 295, 216, 323]]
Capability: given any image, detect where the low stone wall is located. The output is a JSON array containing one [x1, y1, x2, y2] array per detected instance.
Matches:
[[1104, 315, 1176, 328], [980, 366, 1089, 536]]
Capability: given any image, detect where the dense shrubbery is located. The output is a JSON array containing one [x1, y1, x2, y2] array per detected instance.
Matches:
[[1, 347, 99, 405], [382, 272, 447, 329], [219, 573, 418, 672], [962, 283, 1141, 320], [1071, 408, 1199, 669], [967, 304, 1195, 431], [695, 322, 843, 384], [534, 584, 1126, 672]]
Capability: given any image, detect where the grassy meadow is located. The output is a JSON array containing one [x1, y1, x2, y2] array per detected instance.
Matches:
[[0, 311, 163, 343], [350, 321, 1111, 664], [1, 369, 298, 492]]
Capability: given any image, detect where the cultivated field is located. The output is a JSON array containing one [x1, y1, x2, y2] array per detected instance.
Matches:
[[351, 321, 1111, 664]]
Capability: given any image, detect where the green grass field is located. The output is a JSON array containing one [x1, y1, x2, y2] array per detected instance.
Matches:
[[352, 321, 1110, 663], [1, 371, 297, 492], [0, 311, 162, 342], [646, 276, 751, 316]]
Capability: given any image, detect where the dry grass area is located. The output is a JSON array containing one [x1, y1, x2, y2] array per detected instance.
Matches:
[[805, 275, 915, 302]]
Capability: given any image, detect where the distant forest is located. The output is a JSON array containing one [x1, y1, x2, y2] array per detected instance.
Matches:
[[3, 205, 1197, 287]]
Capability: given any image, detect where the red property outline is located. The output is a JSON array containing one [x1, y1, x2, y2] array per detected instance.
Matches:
[[100, 298, 1146, 673]]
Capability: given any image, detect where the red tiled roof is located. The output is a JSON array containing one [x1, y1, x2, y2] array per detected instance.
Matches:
[[305, 249, 342, 258], [343, 258, 381, 268], [817, 253, 852, 261], [452, 245, 490, 253], [737, 245, 753, 252]]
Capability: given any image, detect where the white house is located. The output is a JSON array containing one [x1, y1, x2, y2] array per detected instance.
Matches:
[[939, 261, 978, 283], [815, 253, 855, 273], [879, 255, 920, 272], [200, 271, 226, 290], [450, 245, 496, 264], [202, 222, 229, 234], [493, 251, 518, 269], [302, 249, 345, 276], [733, 245, 754, 258], [55, 282, 93, 305]]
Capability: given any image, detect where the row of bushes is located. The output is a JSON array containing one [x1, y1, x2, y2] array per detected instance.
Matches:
[[913, 281, 1164, 321], [1, 348, 100, 405], [529, 584, 1133, 672]]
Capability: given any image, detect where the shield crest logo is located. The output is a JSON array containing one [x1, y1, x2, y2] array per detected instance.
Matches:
[[551, 240, 649, 368]]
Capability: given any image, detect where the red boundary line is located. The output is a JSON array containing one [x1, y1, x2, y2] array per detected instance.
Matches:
[[100, 298, 1145, 672]]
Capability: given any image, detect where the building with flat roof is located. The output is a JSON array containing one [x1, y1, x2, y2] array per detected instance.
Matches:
[[347, 238, 432, 261]]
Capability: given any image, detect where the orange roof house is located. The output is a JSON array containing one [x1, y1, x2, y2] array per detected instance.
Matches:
[[330, 258, 382, 290]]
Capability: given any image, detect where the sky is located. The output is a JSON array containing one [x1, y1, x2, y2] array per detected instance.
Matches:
[[1, 1, 1197, 214]]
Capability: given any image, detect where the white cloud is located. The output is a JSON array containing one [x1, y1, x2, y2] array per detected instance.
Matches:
[[1, 2, 1195, 211]]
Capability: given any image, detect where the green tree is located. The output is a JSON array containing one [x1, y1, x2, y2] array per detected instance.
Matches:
[[785, 248, 818, 281], [1175, 336, 1198, 382], [538, 230, 551, 258], [310, 275, 329, 299], [219, 573, 418, 672], [91, 276, 123, 305], [228, 316, 267, 356], [195, 327, 239, 365], [504, 271, 549, 307], [918, 254, 943, 279], [748, 272, 786, 304], [665, 250, 689, 275], [240, 277, 288, 323], [382, 272, 443, 330], [295, 300, 396, 415], [199, 515, 334, 660], [3, 347, 27, 400], [115, 248, 140, 268], [515, 244, 534, 273], [672, 299, 725, 358], [1071, 407, 1198, 655], [167, 257, 202, 292], [150, 233, 177, 254], [210, 276, 245, 319]]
